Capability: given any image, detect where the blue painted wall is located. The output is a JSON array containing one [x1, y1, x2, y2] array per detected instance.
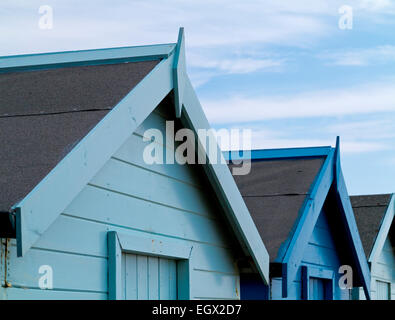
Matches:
[[271, 207, 351, 300], [240, 273, 268, 300], [0, 106, 242, 300]]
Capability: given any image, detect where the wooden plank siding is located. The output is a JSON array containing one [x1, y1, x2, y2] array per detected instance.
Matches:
[[1, 108, 241, 300], [358, 237, 395, 300], [271, 208, 350, 300]]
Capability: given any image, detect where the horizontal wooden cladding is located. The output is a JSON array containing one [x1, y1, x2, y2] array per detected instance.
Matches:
[[301, 244, 341, 269], [114, 134, 201, 189], [6, 243, 107, 293], [376, 239, 395, 267], [4, 242, 237, 296], [32, 215, 237, 274], [89, 158, 216, 218], [370, 239, 394, 299], [5, 237, 237, 295], [0, 287, 107, 300], [308, 228, 336, 250], [3, 100, 242, 299], [63, 185, 229, 246], [191, 270, 240, 300], [371, 262, 394, 280]]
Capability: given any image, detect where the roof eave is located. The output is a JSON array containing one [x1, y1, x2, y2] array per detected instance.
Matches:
[[224, 146, 332, 162], [0, 43, 176, 74]]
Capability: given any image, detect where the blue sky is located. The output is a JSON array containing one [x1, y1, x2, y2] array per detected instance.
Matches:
[[1, 0, 394, 195]]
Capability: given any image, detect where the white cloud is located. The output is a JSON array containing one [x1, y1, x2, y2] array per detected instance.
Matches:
[[187, 50, 286, 86], [0, 0, 332, 55], [218, 126, 391, 153], [202, 81, 395, 123], [189, 56, 283, 75], [216, 119, 394, 154], [320, 45, 395, 66], [326, 119, 395, 140], [359, 0, 394, 11], [1, 0, 395, 56]]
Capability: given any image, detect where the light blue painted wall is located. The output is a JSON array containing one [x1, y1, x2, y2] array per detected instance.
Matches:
[[271, 207, 350, 300], [358, 237, 395, 300], [0, 106, 241, 300]]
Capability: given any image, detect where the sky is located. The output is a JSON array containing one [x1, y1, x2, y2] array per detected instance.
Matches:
[[1, 0, 394, 195]]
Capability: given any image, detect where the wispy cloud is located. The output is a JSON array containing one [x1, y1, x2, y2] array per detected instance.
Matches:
[[218, 125, 391, 154], [202, 81, 395, 123], [216, 116, 395, 154], [359, 0, 395, 12], [0, 0, 332, 54], [319, 45, 395, 66], [326, 119, 395, 140], [188, 50, 286, 86], [189, 56, 284, 75]]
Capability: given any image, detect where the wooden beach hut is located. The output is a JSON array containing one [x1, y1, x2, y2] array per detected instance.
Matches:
[[226, 140, 371, 300], [0, 29, 269, 300], [351, 193, 394, 300]]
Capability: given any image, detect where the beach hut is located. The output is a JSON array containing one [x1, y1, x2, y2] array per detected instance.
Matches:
[[351, 194, 394, 300], [226, 140, 371, 300], [0, 29, 269, 299]]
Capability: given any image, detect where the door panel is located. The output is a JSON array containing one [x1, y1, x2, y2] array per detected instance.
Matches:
[[309, 277, 331, 300], [122, 253, 177, 300], [376, 280, 390, 300], [310, 278, 324, 300]]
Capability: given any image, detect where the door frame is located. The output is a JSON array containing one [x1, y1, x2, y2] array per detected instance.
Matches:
[[108, 231, 193, 300], [301, 265, 335, 300]]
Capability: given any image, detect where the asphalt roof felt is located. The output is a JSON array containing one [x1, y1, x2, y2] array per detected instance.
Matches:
[[229, 157, 325, 261], [350, 194, 392, 258], [0, 60, 159, 212]]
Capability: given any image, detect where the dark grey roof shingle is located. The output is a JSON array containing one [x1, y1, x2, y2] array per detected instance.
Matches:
[[229, 157, 325, 261], [0, 60, 159, 212], [350, 194, 392, 257]]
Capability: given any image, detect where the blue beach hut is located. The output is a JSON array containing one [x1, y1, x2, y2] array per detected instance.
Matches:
[[226, 140, 371, 300], [351, 194, 395, 300], [0, 29, 269, 300]]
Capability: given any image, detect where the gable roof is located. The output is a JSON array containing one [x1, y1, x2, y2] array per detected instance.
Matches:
[[350, 194, 392, 257], [225, 141, 371, 299], [0, 61, 159, 212], [0, 29, 269, 284], [228, 156, 325, 261], [351, 194, 394, 261]]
